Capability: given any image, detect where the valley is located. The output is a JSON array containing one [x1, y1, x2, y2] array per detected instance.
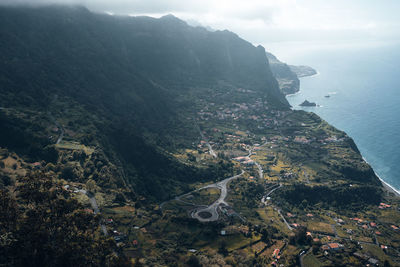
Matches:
[[0, 5, 399, 267]]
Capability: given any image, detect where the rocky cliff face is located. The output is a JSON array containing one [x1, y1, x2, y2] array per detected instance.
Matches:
[[0, 6, 289, 110], [266, 52, 300, 95], [266, 52, 317, 95], [0, 5, 290, 200]]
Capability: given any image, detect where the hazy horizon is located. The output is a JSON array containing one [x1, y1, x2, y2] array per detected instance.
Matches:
[[1, 0, 400, 55]]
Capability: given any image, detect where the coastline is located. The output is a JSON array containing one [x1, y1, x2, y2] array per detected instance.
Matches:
[[299, 70, 320, 78], [285, 71, 320, 97], [362, 157, 400, 197], [379, 175, 400, 197], [287, 70, 400, 198], [286, 91, 301, 97]]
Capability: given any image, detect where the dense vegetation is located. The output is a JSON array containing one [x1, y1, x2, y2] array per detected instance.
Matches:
[[0, 5, 394, 266], [0, 172, 123, 266], [278, 183, 382, 208], [0, 5, 289, 201]]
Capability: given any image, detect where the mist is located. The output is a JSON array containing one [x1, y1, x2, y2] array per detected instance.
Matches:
[[1, 0, 400, 56]]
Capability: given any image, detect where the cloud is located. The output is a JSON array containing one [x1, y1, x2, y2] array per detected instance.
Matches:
[[1, 0, 399, 47]]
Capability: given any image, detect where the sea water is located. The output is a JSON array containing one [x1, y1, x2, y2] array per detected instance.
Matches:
[[270, 41, 400, 191]]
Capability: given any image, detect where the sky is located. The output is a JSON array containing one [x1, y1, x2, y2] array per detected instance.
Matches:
[[1, 0, 400, 57]]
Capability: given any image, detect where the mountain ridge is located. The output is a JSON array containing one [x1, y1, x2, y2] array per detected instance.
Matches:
[[1, 5, 397, 267]]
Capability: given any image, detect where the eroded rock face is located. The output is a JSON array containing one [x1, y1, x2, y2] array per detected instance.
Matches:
[[266, 52, 317, 95]]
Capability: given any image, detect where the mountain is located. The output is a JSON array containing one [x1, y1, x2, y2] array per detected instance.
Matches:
[[0, 5, 396, 267], [266, 52, 300, 95], [266, 52, 317, 95], [0, 5, 289, 201]]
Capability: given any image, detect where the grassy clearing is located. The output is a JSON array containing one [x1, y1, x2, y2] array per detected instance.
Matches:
[[362, 244, 391, 263], [182, 187, 220, 206], [378, 209, 400, 224], [56, 141, 94, 154], [307, 221, 334, 234], [260, 240, 284, 258], [303, 254, 323, 267], [200, 234, 257, 252], [257, 207, 292, 235]]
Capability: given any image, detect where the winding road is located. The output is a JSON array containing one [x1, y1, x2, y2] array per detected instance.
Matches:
[[81, 191, 108, 236], [191, 170, 245, 222], [199, 128, 217, 158], [161, 136, 280, 223], [261, 184, 282, 204], [48, 112, 65, 144]]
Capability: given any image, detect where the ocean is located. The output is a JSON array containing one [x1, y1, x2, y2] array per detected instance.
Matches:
[[269, 41, 400, 192]]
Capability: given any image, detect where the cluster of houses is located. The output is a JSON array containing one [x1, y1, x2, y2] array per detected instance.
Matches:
[[233, 156, 255, 166], [294, 136, 311, 144], [196, 96, 299, 133], [319, 136, 344, 144], [379, 202, 391, 209], [350, 217, 380, 231]]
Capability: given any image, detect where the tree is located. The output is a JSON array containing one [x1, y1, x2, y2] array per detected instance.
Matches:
[[86, 179, 97, 193], [0, 172, 124, 266], [261, 228, 269, 243], [289, 226, 308, 245], [187, 255, 201, 267], [218, 240, 229, 256]]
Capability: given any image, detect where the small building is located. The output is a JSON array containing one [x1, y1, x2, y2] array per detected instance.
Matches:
[[233, 156, 247, 162], [379, 202, 391, 209], [286, 212, 295, 218], [368, 258, 379, 266], [33, 162, 42, 169], [272, 249, 280, 259], [321, 245, 330, 251], [242, 160, 255, 166], [220, 230, 226, 236], [370, 222, 377, 227], [322, 243, 344, 251], [327, 243, 344, 251], [63, 185, 70, 191], [83, 208, 94, 214]]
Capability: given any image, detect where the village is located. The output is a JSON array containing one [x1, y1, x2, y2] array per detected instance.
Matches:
[[150, 87, 400, 266], [2, 84, 399, 266]]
